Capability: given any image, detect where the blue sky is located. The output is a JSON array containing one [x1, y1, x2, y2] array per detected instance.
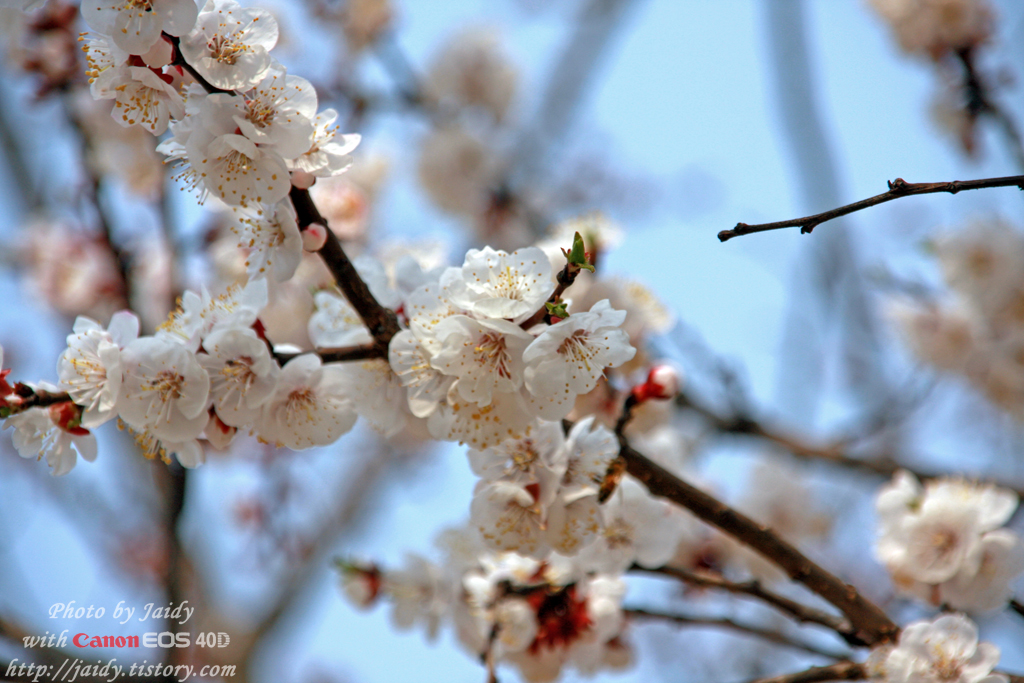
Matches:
[[2, 1, 1024, 682]]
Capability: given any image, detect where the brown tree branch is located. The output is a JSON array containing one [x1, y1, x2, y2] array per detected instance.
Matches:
[[739, 661, 866, 683], [630, 564, 857, 644], [159, 464, 189, 670], [1010, 598, 1024, 620], [718, 175, 1024, 242], [290, 186, 401, 351], [623, 608, 851, 660], [619, 442, 899, 646]]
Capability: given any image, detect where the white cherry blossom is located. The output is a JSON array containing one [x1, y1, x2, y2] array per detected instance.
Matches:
[[471, 479, 548, 557], [185, 129, 290, 208], [257, 354, 356, 449], [467, 420, 566, 497], [427, 387, 534, 451], [289, 108, 361, 177], [128, 426, 205, 468], [58, 311, 140, 428], [334, 359, 406, 436], [111, 66, 185, 135], [387, 330, 452, 418], [179, 0, 278, 91], [81, 34, 130, 99], [872, 613, 1006, 683], [202, 65, 317, 159], [4, 405, 97, 476], [441, 246, 554, 323], [875, 471, 1022, 605], [232, 201, 302, 282], [158, 278, 268, 349], [431, 315, 532, 406], [118, 336, 210, 441], [492, 597, 538, 656], [575, 477, 684, 574], [940, 529, 1024, 612], [381, 553, 449, 640], [523, 299, 636, 405], [82, 1, 199, 55], [308, 290, 371, 348], [561, 416, 618, 496], [544, 491, 602, 556], [197, 328, 277, 428]]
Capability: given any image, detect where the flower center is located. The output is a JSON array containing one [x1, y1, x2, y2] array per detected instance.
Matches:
[[490, 265, 525, 301], [509, 439, 539, 473], [207, 34, 247, 65], [603, 518, 634, 550], [474, 333, 512, 379], [932, 653, 963, 681], [285, 387, 316, 423], [145, 370, 184, 402], [245, 97, 276, 128]]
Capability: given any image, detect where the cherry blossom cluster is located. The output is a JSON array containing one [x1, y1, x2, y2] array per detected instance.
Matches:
[[875, 470, 1024, 612], [889, 219, 1024, 418], [867, 613, 1007, 683], [383, 244, 638, 450], [340, 526, 632, 683], [79, 0, 360, 211], [3, 279, 355, 471], [467, 418, 693, 564]]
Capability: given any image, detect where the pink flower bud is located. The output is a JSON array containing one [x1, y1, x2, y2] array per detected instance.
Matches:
[[290, 169, 316, 190], [302, 223, 328, 252]]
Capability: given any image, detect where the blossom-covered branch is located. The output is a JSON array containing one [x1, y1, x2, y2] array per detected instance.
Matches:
[[164, 31, 401, 351], [718, 175, 1024, 242]]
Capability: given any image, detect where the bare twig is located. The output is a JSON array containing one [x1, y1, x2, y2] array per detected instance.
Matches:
[[675, 391, 1024, 499], [718, 175, 1024, 242], [630, 564, 857, 643], [519, 262, 581, 329], [619, 442, 899, 646], [738, 661, 866, 683], [5, 385, 71, 412], [1010, 598, 1024, 620], [955, 48, 1024, 172], [624, 608, 851, 660]]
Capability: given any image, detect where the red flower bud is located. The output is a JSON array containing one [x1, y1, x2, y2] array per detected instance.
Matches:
[[631, 365, 682, 403]]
